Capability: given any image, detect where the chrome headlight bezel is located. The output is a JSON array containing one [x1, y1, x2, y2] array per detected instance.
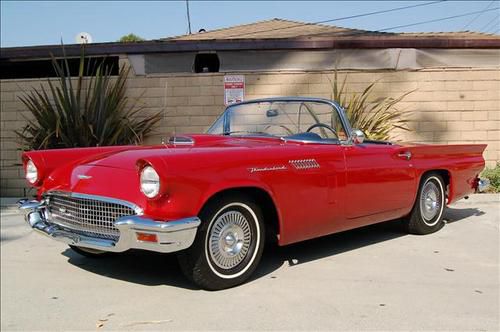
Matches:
[[140, 165, 160, 198], [26, 159, 38, 184]]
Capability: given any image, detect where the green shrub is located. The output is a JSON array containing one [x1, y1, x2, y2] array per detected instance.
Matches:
[[17, 46, 161, 150], [481, 162, 500, 193]]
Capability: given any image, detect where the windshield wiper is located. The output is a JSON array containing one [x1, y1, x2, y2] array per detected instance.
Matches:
[[223, 131, 274, 136]]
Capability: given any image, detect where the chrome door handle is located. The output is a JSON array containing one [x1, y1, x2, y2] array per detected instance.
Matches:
[[397, 151, 412, 160]]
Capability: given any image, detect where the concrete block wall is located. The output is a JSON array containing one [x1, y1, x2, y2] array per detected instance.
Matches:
[[1, 65, 498, 196]]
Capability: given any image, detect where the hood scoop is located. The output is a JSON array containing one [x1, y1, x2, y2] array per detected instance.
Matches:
[[166, 135, 195, 146]]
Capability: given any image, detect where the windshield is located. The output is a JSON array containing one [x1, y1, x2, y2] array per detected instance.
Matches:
[[207, 100, 349, 141]]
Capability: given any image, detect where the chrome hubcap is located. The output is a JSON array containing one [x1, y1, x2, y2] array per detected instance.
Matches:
[[209, 211, 251, 269], [420, 181, 441, 223]]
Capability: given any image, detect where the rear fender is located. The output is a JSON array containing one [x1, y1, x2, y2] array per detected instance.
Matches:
[[408, 144, 486, 205]]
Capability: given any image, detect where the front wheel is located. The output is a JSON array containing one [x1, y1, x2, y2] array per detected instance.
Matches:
[[177, 194, 265, 290], [405, 173, 446, 235]]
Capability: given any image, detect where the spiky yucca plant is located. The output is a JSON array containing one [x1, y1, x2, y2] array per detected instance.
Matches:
[[329, 70, 412, 141], [17, 47, 161, 150]]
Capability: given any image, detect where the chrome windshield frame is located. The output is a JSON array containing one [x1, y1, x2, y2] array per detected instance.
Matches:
[[206, 97, 353, 143]]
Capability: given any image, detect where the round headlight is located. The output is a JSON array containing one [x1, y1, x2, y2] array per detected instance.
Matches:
[[140, 166, 160, 198], [26, 160, 38, 184]]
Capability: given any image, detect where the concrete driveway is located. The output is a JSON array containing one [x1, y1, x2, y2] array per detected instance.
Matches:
[[1, 195, 498, 331]]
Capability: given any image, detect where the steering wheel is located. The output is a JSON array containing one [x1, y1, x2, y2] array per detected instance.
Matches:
[[264, 124, 293, 135], [306, 123, 339, 139]]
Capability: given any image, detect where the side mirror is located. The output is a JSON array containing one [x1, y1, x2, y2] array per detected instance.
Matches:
[[352, 129, 365, 144]]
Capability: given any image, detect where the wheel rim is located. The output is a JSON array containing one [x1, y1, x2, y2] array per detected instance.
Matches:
[[208, 210, 252, 270], [420, 180, 442, 224]]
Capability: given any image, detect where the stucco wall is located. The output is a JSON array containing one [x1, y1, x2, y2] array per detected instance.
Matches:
[[1, 66, 499, 196]]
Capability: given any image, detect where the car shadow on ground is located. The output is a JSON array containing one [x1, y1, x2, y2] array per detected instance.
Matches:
[[62, 249, 198, 289], [444, 207, 485, 224], [253, 206, 484, 281], [62, 206, 483, 290]]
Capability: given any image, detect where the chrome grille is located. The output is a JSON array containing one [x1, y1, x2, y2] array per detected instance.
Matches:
[[46, 194, 137, 241]]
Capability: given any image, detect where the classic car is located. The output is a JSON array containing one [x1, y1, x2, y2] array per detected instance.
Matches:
[[18, 97, 489, 290]]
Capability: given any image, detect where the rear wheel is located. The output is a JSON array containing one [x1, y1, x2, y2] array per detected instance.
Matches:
[[177, 194, 265, 290], [405, 173, 446, 235], [69, 245, 108, 258]]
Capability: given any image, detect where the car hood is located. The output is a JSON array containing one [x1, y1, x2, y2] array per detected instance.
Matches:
[[82, 134, 285, 170]]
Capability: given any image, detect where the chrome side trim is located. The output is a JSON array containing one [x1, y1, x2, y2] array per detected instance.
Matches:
[[18, 199, 201, 254], [45, 191, 144, 215], [280, 137, 340, 145], [249, 165, 288, 173], [289, 159, 320, 170]]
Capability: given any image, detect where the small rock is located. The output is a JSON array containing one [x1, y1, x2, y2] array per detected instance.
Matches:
[[444, 268, 455, 272], [96, 316, 112, 329], [51, 297, 58, 300], [475, 290, 483, 294], [379, 303, 386, 307]]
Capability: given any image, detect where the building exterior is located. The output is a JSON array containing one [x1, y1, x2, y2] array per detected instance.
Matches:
[[1, 19, 499, 196]]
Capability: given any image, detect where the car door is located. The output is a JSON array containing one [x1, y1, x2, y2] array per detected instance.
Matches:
[[274, 142, 346, 245], [343, 143, 416, 224]]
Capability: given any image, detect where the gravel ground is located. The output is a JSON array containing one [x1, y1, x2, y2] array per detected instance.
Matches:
[[1, 194, 498, 331]]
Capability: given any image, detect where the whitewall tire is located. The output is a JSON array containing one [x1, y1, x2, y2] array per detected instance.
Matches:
[[405, 173, 446, 235], [177, 194, 265, 290]]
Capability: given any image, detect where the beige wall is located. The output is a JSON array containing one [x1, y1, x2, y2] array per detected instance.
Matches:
[[1, 65, 499, 196]]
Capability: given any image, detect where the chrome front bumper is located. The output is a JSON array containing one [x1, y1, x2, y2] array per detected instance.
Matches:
[[18, 199, 200, 253]]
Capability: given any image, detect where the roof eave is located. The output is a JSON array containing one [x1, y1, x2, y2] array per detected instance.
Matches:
[[1, 37, 499, 60]]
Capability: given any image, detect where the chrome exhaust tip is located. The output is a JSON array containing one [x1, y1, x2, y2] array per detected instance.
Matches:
[[477, 178, 490, 193]]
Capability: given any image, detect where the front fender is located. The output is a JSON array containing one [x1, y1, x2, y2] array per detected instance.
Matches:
[[197, 180, 277, 213], [143, 169, 285, 240]]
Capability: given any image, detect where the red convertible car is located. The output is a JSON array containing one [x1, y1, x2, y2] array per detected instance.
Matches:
[[19, 97, 488, 290]]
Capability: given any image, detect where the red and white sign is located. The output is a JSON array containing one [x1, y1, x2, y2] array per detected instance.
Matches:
[[224, 75, 245, 105]]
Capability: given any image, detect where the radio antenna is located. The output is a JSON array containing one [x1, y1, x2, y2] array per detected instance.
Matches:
[[185, 0, 192, 34]]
